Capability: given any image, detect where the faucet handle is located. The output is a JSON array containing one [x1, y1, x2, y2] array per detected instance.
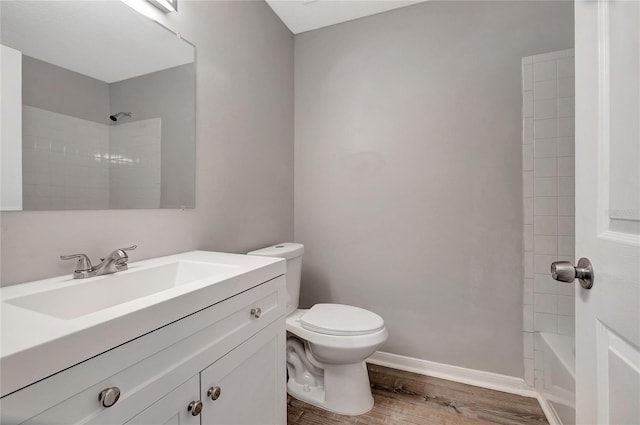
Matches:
[[120, 245, 137, 252], [60, 254, 92, 272]]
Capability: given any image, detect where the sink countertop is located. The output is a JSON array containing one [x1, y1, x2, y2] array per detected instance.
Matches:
[[0, 250, 285, 397]]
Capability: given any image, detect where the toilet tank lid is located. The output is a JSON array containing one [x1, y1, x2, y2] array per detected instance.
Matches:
[[301, 304, 385, 336], [247, 243, 304, 260]]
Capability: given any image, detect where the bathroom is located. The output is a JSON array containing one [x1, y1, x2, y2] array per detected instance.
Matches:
[[1, 0, 638, 424]]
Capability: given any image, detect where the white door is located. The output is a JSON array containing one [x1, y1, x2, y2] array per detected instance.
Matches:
[[575, 0, 640, 423]]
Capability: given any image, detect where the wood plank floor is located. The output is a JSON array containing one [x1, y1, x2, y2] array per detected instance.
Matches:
[[287, 364, 548, 425]]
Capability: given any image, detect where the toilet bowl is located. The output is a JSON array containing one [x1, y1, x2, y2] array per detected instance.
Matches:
[[247, 243, 388, 416]]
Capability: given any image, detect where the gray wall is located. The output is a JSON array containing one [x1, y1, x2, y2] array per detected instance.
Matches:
[[110, 63, 196, 208], [294, 1, 573, 377], [1, 1, 294, 285], [22, 55, 110, 124]]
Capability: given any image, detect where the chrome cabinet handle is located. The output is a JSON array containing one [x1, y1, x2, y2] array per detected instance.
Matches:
[[98, 387, 121, 408], [188, 400, 203, 416], [207, 386, 221, 400], [250, 307, 262, 318], [551, 257, 594, 289]]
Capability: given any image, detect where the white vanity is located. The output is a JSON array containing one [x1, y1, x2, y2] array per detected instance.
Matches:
[[0, 251, 287, 424]]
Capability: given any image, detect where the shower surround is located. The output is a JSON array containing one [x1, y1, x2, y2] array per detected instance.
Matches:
[[521, 48, 575, 391], [22, 106, 161, 210]]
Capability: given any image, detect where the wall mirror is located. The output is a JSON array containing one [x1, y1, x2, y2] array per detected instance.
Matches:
[[0, 1, 196, 211]]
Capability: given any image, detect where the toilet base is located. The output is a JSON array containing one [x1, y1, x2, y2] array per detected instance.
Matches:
[[287, 361, 374, 416]]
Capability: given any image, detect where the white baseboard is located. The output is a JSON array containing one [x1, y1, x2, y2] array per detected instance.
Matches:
[[367, 351, 538, 398]]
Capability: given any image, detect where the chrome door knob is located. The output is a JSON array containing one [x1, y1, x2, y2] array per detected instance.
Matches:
[[188, 400, 203, 416], [98, 387, 120, 408], [207, 386, 222, 400], [250, 307, 262, 318], [551, 257, 594, 289]]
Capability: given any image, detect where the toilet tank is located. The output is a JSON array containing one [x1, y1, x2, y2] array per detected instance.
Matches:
[[247, 243, 304, 314]]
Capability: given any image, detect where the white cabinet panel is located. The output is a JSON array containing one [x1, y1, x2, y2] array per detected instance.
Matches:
[[200, 321, 286, 425], [126, 375, 201, 425]]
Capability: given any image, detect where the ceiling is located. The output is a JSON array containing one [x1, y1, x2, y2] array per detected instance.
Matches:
[[0, 1, 194, 83], [265, 0, 428, 34]]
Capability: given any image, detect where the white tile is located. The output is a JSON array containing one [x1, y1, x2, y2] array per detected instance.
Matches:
[[535, 254, 558, 275], [523, 64, 533, 91], [534, 80, 557, 100], [534, 349, 544, 370], [535, 177, 558, 197], [558, 157, 575, 177], [558, 315, 575, 336], [558, 117, 574, 137], [524, 197, 534, 224], [535, 139, 557, 158], [523, 91, 534, 118], [558, 197, 575, 216], [557, 295, 575, 316], [524, 252, 534, 278], [534, 60, 557, 82], [558, 98, 575, 117], [558, 176, 575, 196], [557, 56, 575, 78], [523, 144, 534, 171], [535, 197, 558, 216], [535, 216, 558, 235], [524, 278, 534, 304], [524, 332, 534, 359], [532, 50, 568, 63], [534, 118, 557, 139], [535, 293, 557, 314], [523, 171, 534, 198], [524, 358, 534, 387], [535, 235, 558, 255], [534, 312, 557, 332], [557, 138, 575, 157], [567, 48, 575, 57], [558, 77, 575, 98], [534, 369, 544, 391], [558, 216, 575, 236], [534, 99, 557, 119], [524, 117, 534, 144], [558, 235, 575, 256], [535, 273, 557, 294], [535, 158, 557, 177], [524, 304, 534, 332], [524, 225, 534, 252]]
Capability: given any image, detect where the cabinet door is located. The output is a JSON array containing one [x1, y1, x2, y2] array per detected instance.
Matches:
[[200, 322, 286, 425], [125, 375, 201, 425]]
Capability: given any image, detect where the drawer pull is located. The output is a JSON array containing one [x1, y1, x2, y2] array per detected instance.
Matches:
[[207, 386, 222, 400], [188, 400, 203, 416], [98, 387, 120, 408], [250, 307, 262, 319]]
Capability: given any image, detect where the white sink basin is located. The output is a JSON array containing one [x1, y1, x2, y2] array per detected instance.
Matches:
[[6, 261, 239, 320]]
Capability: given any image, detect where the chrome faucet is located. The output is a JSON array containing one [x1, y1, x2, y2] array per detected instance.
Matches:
[[61, 246, 137, 279]]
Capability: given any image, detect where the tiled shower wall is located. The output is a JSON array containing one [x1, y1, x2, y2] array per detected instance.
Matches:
[[22, 106, 110, 210], [22, 106, 161, 210], [522, 49, 575, 388]]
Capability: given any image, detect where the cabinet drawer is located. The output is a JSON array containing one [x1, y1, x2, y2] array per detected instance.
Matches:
[[1, 276, 285, 424]]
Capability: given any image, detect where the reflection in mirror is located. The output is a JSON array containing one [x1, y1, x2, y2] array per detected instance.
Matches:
[[0, 1, 196, 210]]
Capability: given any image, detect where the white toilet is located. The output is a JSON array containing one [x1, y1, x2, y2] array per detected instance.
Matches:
[[247, 243, 388, 416]]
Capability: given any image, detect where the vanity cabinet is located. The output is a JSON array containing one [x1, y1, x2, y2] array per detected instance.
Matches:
[[0, 276, 286, 425]]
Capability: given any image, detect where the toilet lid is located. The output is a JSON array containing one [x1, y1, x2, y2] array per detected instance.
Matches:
[[300, 304, 385, 336]]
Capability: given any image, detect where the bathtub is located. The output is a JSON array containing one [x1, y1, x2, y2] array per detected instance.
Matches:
[[538, 332, 576, 425]]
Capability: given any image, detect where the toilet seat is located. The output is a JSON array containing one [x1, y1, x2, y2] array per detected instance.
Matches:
[[301, 304, 385, 336]]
